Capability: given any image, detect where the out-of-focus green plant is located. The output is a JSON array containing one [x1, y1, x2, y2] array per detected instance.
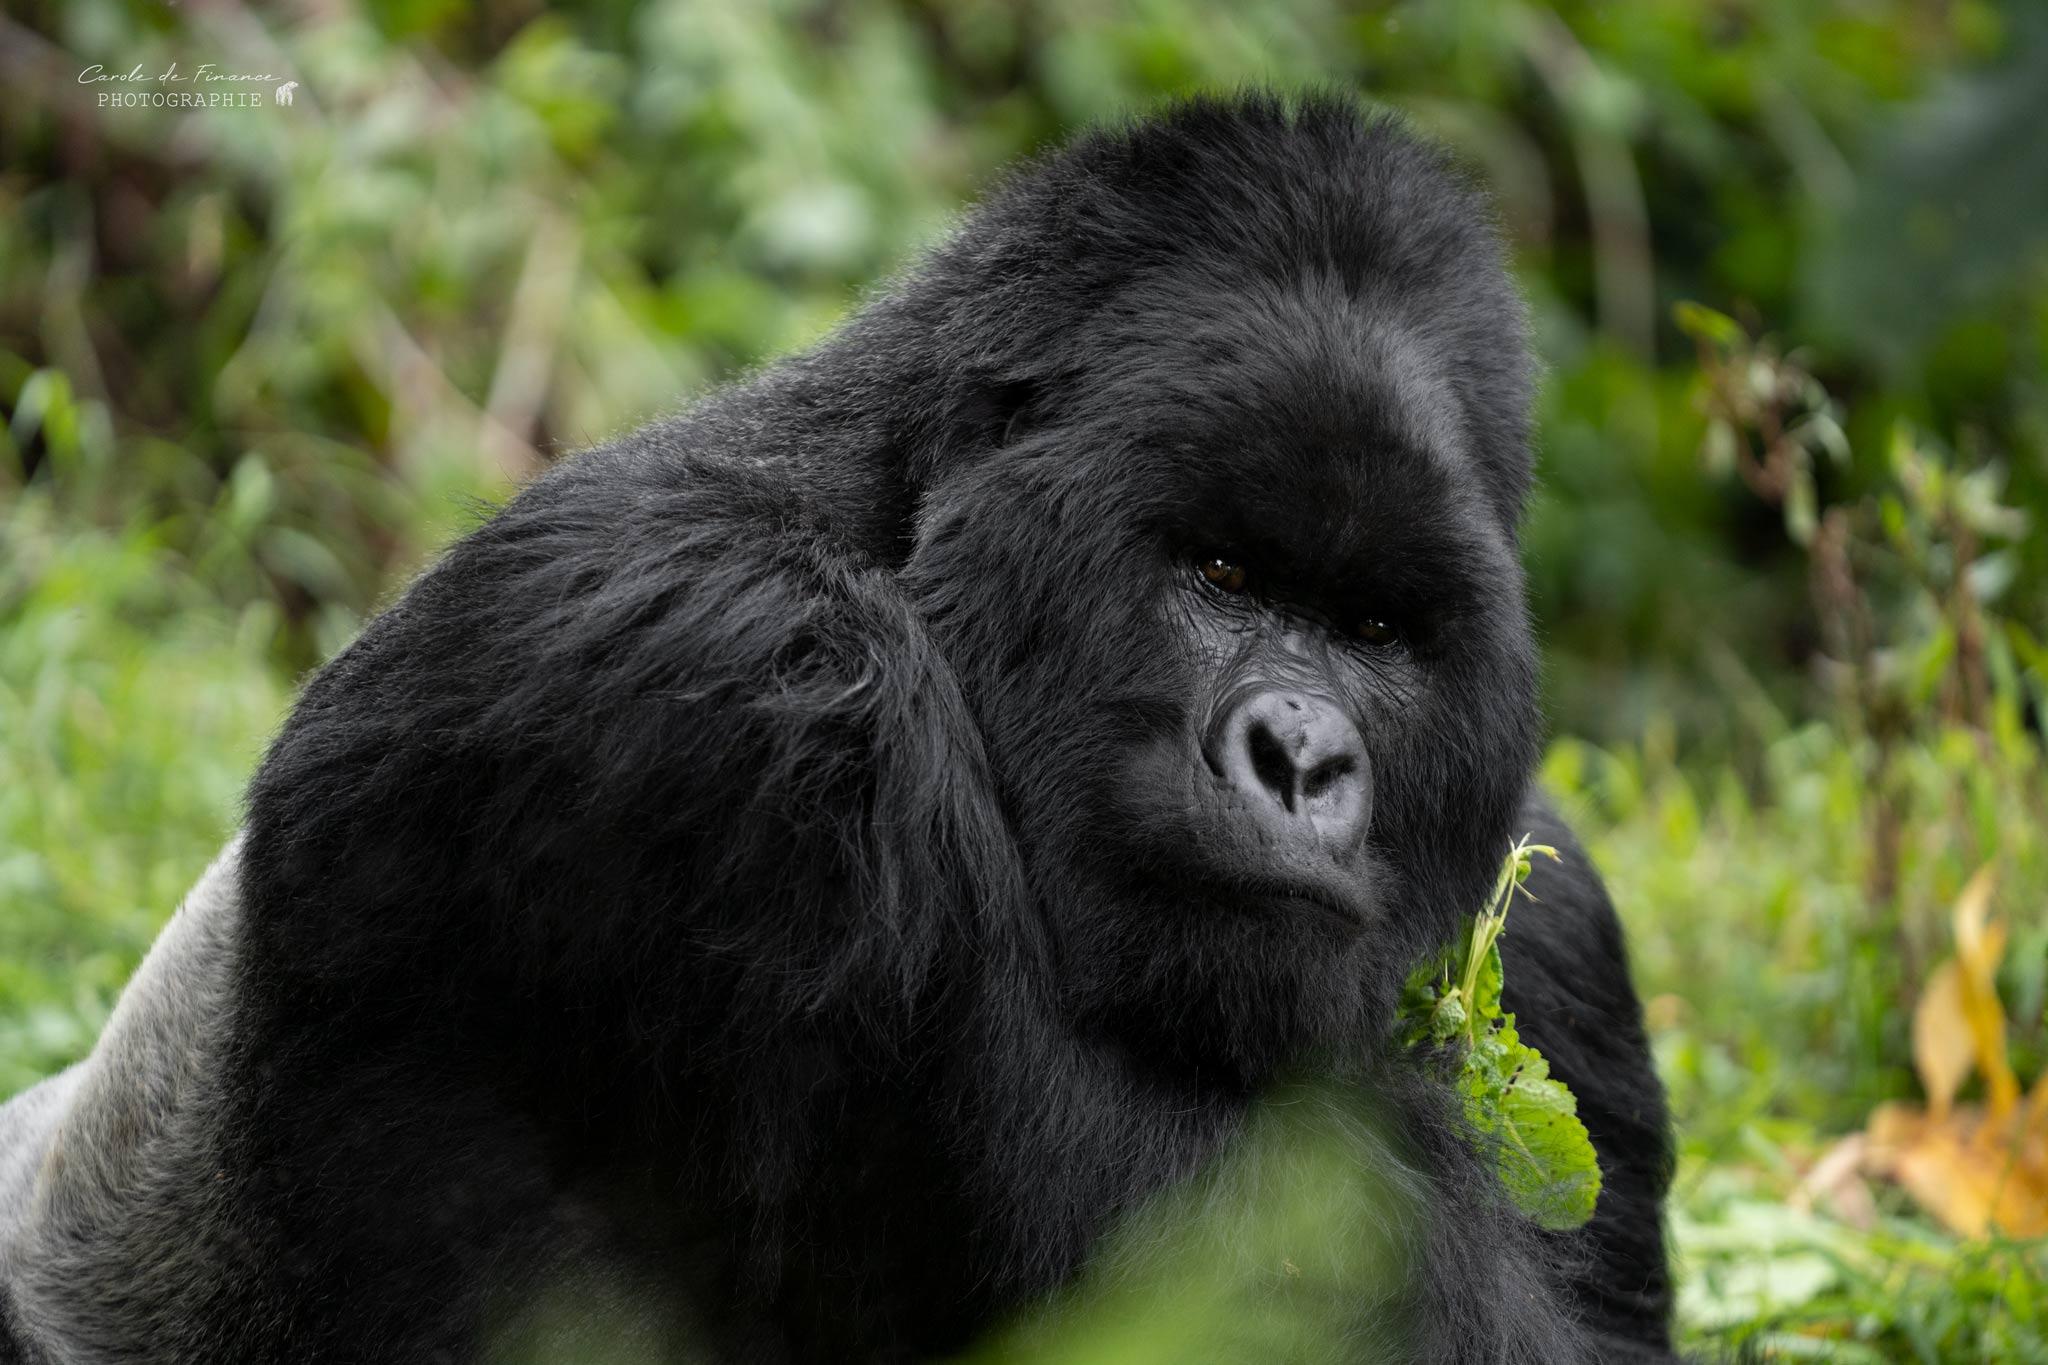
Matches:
[[1677, 302, 2038, 917], [967, 1082, 1428, 1365], [0, 376, 291, 1090], [3, 0, 2042, 738], [1554, 302, 2048, 1359]]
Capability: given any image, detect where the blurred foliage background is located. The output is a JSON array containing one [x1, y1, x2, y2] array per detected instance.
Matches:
[[2, 0, 2045, 1358]]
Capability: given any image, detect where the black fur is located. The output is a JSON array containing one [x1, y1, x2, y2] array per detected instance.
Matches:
[[0, 93, 1672, 1363]]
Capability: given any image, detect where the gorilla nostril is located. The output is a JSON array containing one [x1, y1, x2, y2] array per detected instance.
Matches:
[[1245, 722, 1299, 811], [1301, 754, 1356, 801]]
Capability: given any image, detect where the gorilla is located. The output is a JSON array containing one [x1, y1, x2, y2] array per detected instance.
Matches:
[[0, 94, 1673, 1363]]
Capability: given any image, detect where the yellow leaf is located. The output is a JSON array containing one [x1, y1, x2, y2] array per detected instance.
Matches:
[[1951, 864, 2000, 960], [1949, 864, 2018, 1118], [1911, 960, 1973, 1121], [1863, 1102, 2048, 1239]]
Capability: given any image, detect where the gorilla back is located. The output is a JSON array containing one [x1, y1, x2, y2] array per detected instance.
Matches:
[[0, 95, 1674, 1363]]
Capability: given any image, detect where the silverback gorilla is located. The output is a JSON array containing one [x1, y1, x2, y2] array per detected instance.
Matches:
[[0, 94, 1673, 1363]]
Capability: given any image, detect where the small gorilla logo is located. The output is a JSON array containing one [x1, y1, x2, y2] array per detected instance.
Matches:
[[274, 80, 298, 107]]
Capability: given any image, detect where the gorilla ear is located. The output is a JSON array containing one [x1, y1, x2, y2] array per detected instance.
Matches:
[[902, 371, 1045, 492], [953, 374, 1045, 457]]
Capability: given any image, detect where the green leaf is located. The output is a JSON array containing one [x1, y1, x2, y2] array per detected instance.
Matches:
[[1784, 467, 1818, 547], [1673, 300, 1743, 349], [1701, 417, 1737, 476], [1474, 1039, 1603, 1232], [1394, 837, 1602, 1231], [1399, 939, 1462, 1047], [1468, 940, 1503, 1021]]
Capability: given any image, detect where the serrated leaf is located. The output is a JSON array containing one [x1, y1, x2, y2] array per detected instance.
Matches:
[[1489, 1052, 1602, 1232], [1396, 838, 1601, 1231]]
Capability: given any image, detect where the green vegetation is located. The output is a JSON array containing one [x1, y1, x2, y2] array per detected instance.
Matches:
[[3, 1, 2044, 1358], [1400, 837, 1603, 1234]]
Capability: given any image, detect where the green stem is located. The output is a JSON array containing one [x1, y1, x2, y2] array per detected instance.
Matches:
[[1457, 836, 1560, 1046]]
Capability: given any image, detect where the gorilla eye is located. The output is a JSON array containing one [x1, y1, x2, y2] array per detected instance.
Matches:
[[1197, 556, 1249, 594], [1354, 617, 1399, 647]]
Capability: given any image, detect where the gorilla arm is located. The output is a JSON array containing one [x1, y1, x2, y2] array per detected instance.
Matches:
[[0, 436, 1025, 1361], [1498, 792, 1676, 1360], [237, 441, 1012, 1048]]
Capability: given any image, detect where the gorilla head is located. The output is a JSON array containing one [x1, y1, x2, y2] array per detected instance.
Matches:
[[878, 98, 1542, 1078]]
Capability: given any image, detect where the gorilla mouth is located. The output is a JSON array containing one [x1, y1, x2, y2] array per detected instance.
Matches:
[[1159, 870, 1372, 931], [1265, 884, 1368, 928]]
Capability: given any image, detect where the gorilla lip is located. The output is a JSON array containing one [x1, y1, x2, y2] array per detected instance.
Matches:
[[1254, 882, 1368, 930], [1166, 872, 1369, 930]]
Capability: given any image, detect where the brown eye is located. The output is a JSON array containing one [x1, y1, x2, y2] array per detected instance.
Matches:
[[1198, 557, 1248, 594], [1355, 617, 1398, 646]]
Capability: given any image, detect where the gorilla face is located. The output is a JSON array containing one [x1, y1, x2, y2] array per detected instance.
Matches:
[[906, 280, 1539, 1079]]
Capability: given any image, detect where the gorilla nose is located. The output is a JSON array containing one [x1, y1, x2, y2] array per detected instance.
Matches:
[[1210, 691, 1372, 852]]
